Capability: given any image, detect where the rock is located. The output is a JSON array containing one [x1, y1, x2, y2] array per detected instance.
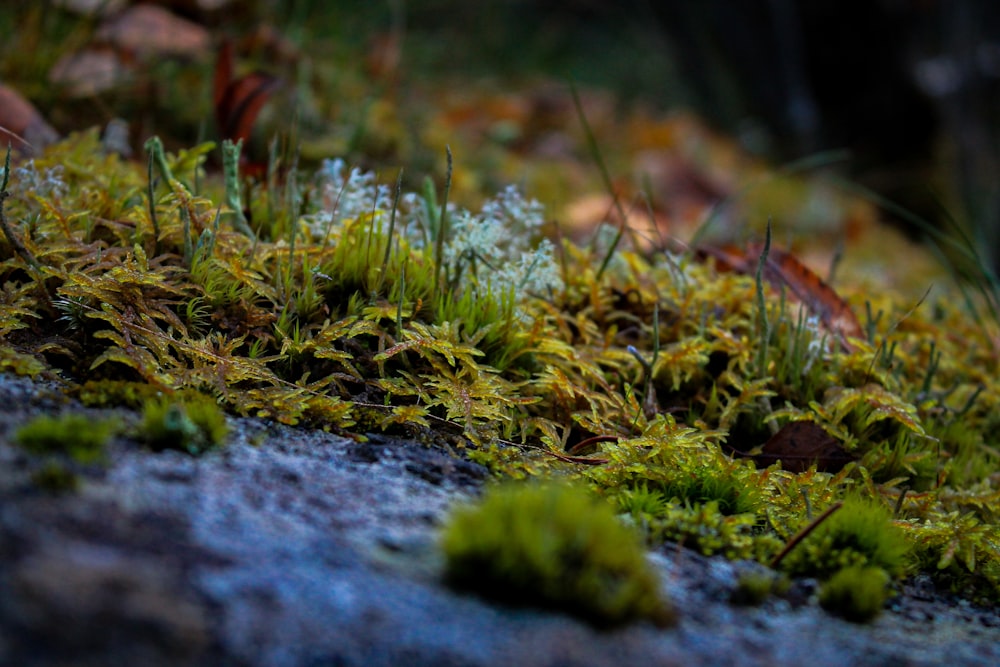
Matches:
[[0, 372, 998, 666], [4, 542, 210, 666]]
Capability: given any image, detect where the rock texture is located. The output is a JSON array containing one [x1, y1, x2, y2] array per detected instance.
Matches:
[[1, 373, 998, 667]]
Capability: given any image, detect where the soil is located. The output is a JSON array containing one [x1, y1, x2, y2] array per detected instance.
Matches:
[[1, 373, 998, 667]]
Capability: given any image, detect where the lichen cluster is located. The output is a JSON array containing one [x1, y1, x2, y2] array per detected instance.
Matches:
[[2, 128, 999, 616]]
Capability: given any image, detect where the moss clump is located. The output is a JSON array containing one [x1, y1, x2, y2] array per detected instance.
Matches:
[[619, 490, 766, 560], [30, 460, 80, 494], [75, 379, 164, 410], [140, 396, 229, 455], [14, 412, 115, 464], [819, 565, 890, 623], [780, 496, 909, 580], [441, 483, 675, 627], [730, 570, 790, 606]]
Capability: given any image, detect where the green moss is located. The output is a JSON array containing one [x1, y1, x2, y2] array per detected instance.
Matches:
[[75, 380, 164, 410], [441, 482, 675, 627], [617, 487, 766, 560], [30, 459, 80, 494], [819, 565, 890, 623], [0, 346, 46, 378], [779, 496, 910, 580], [731, 570, 790, 606], [14, 412, 115, 464], [140, 395, 229, 455]]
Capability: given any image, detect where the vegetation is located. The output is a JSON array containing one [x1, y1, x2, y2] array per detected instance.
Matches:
[[440, 482, 675, 627], [819, 565, 891, 623], [1, 1, 999, 621], [140, 394, 229, 455], [14, 412, 116, 464]]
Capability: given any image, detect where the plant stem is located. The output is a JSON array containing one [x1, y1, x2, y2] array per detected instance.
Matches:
[[0, 144, 42, 274], [770, 501, 843, 569], [433, 146, 452, 298]]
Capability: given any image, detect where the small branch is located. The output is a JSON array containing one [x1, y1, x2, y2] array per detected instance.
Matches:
[[0, 144, 42, 274], [770, 501, 843, 570]]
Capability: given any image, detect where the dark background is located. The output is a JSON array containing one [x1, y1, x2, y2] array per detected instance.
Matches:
[[340, 0, 1000, 272]]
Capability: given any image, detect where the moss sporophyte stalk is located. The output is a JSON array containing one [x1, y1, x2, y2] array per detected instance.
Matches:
[[1, 131, 999, 613]]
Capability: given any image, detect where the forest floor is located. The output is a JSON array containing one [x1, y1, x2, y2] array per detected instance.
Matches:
[[2, 4, 1000, 665]]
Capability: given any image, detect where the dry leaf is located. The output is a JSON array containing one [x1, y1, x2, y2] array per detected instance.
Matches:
[[750, 421, 855, 473], [213, 42, 282, 144], [698, 242, 865, 350]]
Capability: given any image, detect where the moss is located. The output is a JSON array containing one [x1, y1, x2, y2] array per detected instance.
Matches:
[[779, 496, 910, 581], [14, 412, 115, 464], [30, 459, 80, 494], [0, 346, 46, 378], [75, 379, 164, 410], [441, 482, 675, 627], [0, 116, 999, 601], [731, 570, 790, 606], [140, 395, 229, 455], [819, 566, 890, 623], [618, 488, 766, 560]]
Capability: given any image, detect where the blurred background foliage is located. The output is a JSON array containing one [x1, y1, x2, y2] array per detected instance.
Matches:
[[1, 0, 999, 274]]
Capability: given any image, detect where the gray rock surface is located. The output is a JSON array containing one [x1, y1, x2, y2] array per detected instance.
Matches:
[[0, 373, 998, 666]]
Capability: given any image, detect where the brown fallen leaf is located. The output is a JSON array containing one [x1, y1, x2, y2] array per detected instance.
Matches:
[[0, 85, 59, 155], [697, 242, 865, 350], [741, 421, 855, 473], [213, 41, 282, 178]]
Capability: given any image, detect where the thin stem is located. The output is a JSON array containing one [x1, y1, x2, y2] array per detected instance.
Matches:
[[433, 146, 452, 298], [770, 501, 843, 569], [0, 144, 42, 274]]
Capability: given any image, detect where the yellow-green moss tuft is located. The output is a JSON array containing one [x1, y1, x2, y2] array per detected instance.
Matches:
[[14, 412, 115, 464], [780, 496, 910, 580], [730, 570, 791, 606], [818, 565, 891, 623], [441, 482, 675, 627], [140, 395, 229, 455]]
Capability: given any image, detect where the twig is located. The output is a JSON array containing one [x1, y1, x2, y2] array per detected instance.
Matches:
[[770, 501, 843, 569], [0, 144, 43, 274]]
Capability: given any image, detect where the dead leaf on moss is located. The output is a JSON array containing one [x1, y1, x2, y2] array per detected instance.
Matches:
[[698, 242, 865, 350], [749, 421, 855, 473], [213, 41, 282, 148]]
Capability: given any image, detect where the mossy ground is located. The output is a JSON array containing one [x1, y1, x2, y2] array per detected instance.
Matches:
[[1, 2, 999, 614]]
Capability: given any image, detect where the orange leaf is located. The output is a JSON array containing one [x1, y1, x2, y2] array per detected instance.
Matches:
[[698, 242, 864, 350], [213, 42, 282, 144]]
